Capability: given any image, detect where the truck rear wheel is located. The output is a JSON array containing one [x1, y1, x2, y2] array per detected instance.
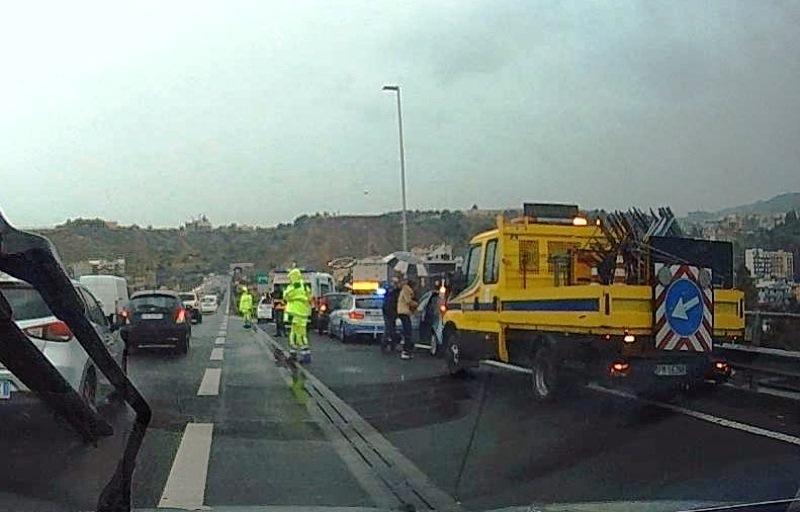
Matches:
[[531, 346, 560, 401]]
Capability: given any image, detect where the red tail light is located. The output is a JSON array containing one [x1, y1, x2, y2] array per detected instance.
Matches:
[[320, 304, 327, 313], [439, 303, 447, 314], [24, 320, 73, 342], [609, 361, 630, 376], [348, 311, 364, 320], [713, 360, 730, 373], [176, 309, 187, 323]]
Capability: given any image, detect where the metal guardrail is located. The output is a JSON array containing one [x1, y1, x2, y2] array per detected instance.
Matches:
[[717, 310, 800, 394], [718, 342, 800, 394], [744, 310, 800, 349]]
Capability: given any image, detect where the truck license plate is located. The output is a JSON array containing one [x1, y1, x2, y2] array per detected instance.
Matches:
[[655, 364, 687, 376], [0, 380, 11, 400]]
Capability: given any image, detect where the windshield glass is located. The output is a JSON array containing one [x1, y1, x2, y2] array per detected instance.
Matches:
[[464, 244, 483, 288], [3, 3, 800, 512]]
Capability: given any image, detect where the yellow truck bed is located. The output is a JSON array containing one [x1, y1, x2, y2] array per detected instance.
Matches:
[[489, 284, 744, 337]]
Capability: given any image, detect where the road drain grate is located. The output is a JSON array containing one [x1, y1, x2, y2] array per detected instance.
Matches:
[[258, 327, 459, 511]]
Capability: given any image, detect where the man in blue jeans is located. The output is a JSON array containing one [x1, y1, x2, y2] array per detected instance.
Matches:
[[381, 275, 401, 352]]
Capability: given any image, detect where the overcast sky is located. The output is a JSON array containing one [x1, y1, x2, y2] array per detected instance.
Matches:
[[1, 1, 799, 228]]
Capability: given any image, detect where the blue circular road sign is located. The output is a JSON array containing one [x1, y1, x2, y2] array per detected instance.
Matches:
[[665, 278, 704, 337]]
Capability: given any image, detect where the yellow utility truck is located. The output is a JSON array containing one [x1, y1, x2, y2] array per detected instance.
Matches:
[[441, 203, 744, 399]]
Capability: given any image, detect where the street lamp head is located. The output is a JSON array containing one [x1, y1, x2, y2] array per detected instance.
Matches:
[[382, 84, 399, 92]]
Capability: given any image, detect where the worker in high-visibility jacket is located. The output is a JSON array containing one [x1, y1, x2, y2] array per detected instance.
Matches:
[[239, 286, 254, 328], [283, 268, 313, 362]]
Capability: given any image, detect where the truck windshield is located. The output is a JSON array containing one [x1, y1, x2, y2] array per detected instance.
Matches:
[[464, 244, 483, 288]]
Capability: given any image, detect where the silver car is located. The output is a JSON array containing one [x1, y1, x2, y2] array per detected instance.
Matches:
[[0, 276, 126, 409], [328, 294, 386, 343]]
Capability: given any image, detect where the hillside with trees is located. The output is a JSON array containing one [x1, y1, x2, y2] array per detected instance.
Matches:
[[34, 210, 505, 286]]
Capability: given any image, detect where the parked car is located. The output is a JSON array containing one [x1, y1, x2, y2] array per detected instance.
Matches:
[[256, 296, 273, 324], [317, 292, 350, 335], [0, 275, 127, 408], [200, 294, 218, 314], [78, 275, 130, 324], [122, 291, 191, 355], [328, 294, 385, 343], [179, 291, 203, 323]]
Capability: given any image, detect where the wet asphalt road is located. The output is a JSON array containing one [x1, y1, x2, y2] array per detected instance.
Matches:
[[1, 308, 800, 511], [285, 328, 800, 510]]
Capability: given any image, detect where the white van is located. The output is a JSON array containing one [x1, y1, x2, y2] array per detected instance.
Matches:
[[78, 275, 130, 322], [269, 270, 335, 326]]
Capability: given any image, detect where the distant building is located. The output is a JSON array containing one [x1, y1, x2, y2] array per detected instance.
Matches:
[[756, 279, 796, 306], [771, 250, 795, 280], [412, 243, 454, 262], [351, 256, 387, 282], [745, 248, 794, 280], [71, 258, 126, 278], [412, 244, 460, 283], [745, 249, 771, 279], [131, 271, 157, 290], [185, 215, 212, 232]]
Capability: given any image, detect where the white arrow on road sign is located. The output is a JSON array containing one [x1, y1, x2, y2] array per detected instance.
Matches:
[[672, 296, 700, 320]]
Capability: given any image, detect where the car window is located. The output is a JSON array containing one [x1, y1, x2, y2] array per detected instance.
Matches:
[[179, 293, 195, 301], [0, 284, 53, 320], [80, 288, 108, 326], [483, 239, 499, 284], [328, 294, 348, 310], [131, 295, 180, 311], [355, 297, 383, 310]]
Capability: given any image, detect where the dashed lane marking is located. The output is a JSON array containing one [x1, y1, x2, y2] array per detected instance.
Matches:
[[158, 422, 214, 509], [210, 348, 224, 361], [197, 368, 222, 396], [214, 337, 225, 345], [587, 383, 800, 446]]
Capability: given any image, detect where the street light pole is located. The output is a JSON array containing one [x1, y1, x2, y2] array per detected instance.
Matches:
[[382, 84, 408, 252]]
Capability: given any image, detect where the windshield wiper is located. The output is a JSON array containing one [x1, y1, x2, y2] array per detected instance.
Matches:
[[0, 212, 151, 512]]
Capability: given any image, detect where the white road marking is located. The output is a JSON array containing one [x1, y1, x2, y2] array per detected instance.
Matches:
[[214, 337, 225, 345], [197, 368, 222, 396], [210, 347, 224, 361], [588, 383, 800, 446], [217, 332, 226, 338], [158, 423, 214, 509]]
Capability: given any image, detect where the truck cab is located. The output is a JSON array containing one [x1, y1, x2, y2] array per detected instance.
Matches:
[[442, 203, 744, 400]]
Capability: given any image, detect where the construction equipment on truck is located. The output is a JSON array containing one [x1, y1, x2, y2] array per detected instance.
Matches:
[[441, 203, 745, 400]]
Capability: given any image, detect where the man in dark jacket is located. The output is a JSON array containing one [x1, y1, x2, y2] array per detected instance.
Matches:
[[381, 274, 402, 352]]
